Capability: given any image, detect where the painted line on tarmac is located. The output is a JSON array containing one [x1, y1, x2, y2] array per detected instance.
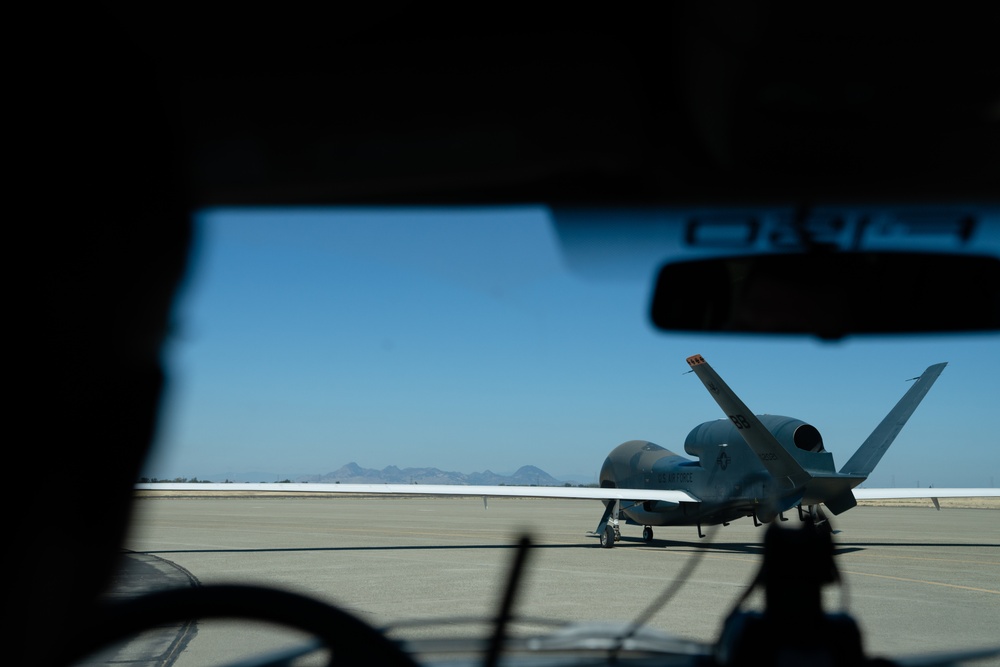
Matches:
[[841, 553, 1000, 567], [838, 569, 1000, 595]]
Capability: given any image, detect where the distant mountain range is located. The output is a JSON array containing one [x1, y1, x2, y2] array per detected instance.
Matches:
[[301, 462, 569, 486], [187, 463, 578, 486]]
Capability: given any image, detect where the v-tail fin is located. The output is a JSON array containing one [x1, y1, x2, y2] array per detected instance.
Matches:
[[839, 362, 947, 476], [686, 354, 811, 491]]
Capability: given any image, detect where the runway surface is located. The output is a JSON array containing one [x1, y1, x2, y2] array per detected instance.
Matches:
[[104, 495, 999, 666]]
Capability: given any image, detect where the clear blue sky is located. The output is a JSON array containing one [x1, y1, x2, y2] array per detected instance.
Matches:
[[144, 207, 999, 488]]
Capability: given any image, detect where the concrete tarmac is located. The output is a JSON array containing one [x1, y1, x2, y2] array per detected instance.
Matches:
[[106, 495, 999, 666]]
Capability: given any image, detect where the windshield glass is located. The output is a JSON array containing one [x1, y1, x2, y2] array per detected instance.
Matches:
[[127, 207, 999, 665]]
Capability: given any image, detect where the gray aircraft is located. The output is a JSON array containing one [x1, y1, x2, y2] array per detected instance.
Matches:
[[590, 354, 950, 547], [139, 355, 998, 548]]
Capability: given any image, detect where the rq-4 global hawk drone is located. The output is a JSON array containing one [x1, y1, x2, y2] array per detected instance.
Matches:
[[140, 355, 998, 547]]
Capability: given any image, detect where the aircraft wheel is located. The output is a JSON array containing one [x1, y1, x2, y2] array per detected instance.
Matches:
[[600, 525, 615, 548], [642, 526, 653, 542]]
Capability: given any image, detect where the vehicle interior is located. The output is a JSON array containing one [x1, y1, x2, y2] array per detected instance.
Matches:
[[15, 3, 998, 666]]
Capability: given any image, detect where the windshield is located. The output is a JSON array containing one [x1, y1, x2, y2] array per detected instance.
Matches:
[[124, 207, 999, 665]]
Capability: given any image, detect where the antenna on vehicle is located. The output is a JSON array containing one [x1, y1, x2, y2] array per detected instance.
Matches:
[[607, 470, 788, 658], [714, 518, 862, 666], [608, 524, 719, 658], [483, 534, 532, 667]]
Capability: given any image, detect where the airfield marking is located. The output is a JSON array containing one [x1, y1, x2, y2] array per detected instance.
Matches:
[[837, 569, 1000, 595], [635, 550, 762, 566], [841, 553, 1000, 567], [633, 550, 1000, 595], [181, 522, 600, 547], [367, 531, 591, 545]]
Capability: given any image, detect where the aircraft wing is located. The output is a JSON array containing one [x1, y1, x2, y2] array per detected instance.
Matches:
[[853, 488, 1000, 500], [135, 482, 701, 503]]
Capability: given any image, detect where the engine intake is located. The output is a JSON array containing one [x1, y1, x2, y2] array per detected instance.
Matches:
[[793, 423, 824, 452]]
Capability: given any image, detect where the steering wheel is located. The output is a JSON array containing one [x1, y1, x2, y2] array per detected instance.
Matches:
[[62, 584, 420, 667]]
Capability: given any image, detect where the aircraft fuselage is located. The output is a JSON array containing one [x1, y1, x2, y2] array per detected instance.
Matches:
[[600, 414, 851, 527]]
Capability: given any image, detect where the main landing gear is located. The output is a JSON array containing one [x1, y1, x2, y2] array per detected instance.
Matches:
[[600, 523, 620, 548], [594, 500, 622, 548], [797, 504, 835, 534], [600, 523, 653, 547]]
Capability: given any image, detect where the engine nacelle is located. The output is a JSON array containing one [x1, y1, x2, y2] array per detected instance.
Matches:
[[685, 415, 827, 461]]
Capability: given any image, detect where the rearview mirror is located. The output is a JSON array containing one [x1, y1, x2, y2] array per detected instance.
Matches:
[[649, 252, 1000, 339]]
